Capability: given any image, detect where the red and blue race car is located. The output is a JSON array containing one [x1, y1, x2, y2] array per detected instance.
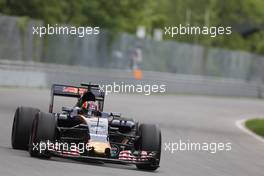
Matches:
[[11, 83, 161, 171]]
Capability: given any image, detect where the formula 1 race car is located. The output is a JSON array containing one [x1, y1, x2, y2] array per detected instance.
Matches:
[[11, 83, 161, 171]]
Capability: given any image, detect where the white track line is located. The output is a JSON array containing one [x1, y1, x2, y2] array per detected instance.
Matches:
[[235, 118, 264, 144]]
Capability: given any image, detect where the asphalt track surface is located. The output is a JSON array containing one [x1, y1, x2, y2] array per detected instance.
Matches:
[[0, 88, 264, 176]]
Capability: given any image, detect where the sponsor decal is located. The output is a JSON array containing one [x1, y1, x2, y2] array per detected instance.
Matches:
[[110, 144, 119, 157]]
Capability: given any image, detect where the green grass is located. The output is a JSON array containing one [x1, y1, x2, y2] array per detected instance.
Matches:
[[245, 118, 264, 137]]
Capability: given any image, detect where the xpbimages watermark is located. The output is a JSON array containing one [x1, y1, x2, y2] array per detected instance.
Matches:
[[164, 24, 232, 38], [164, 140, 232, 154], [98, 82, 166, 95], [32, 141, 97, 154], [32, 24, 100, 37]]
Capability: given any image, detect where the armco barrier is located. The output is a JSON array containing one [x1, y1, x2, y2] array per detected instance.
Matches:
[[0, 60, 263, 98]]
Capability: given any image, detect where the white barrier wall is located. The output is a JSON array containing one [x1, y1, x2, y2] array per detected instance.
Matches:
[[0, 60, 263, 98]]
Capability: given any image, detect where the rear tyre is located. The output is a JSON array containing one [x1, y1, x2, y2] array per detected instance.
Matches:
[[136, 124, 161, 171], [29, 112, 57, 158], [11, 107, 39, 150]]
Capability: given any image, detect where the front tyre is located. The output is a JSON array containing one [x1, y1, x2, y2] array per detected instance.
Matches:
[[136, 124, 161, 171], [11, 107, 39, 150], [29, 112, 57, 158]]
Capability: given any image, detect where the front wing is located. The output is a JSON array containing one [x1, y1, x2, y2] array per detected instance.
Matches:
[[49, 150, 159, 166]]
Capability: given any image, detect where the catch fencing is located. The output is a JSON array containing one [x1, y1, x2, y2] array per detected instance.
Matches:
[[0, 14, 264, 82]]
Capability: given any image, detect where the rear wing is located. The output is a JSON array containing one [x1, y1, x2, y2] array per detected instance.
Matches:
[[49, 84, 105, 113]]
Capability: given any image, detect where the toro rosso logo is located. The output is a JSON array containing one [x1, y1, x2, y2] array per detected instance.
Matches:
[[63, 87, 86, 95], [63, 87, 78, 94]]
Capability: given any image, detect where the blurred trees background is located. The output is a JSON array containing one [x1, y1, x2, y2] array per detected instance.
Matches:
[[0, 0, 264, 55]]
